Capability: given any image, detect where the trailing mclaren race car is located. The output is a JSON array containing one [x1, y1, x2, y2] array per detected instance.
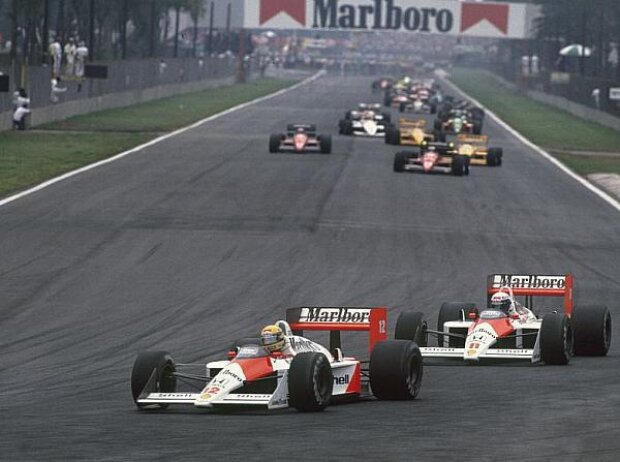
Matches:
[[455, 134, 503, 166], [131, 307, 423, 413], [269, 124, 331, 154], [385, 118, 443, 146], [393, 141, 470, 176], [339, 103, 392, 137], [403, 274, 611, 365]]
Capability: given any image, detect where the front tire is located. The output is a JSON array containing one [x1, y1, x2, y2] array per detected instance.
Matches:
[[288, 352, 333, 412], [395, 311, 427, 346], [319, 134, 332, 154], [540, 313, 573, 365], [572, 305, 612, 356], [269, 134, 281, 153], [451, 155, 467, 176], [394, 151, 408, 172], [131, 351, 177, 409], [370, 340, 423, 400]]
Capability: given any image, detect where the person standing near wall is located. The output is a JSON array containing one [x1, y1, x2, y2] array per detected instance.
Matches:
[[49, 37, 63, 78], [12, 88, 31, 130], [64, 38, 77, 77], [75, 41, 89, 79]]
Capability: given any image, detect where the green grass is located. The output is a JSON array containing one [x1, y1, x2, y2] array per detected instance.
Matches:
[[552, 153, 620, 176], [0, 78, 296, 198], [449, 68, 620, 154]]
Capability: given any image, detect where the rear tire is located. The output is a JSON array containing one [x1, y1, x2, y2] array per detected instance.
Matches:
[[319, 134, 332, 154], [386, 127, 400, 145], [288, 352, 333, 412], [394, 151, 408, 172], [395, 311, 427, 346], [269, 134, 281, 153], [540, 313, 573, 365], [437, 303, 477, 347], [572, 305, 612, 356], [451, 155, 467, 176], [131, 351, 177, 409], [370, 340, 423, 400]]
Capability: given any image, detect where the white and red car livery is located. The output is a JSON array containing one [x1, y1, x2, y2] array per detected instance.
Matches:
[[338, 104, 392, 137], [131, 307, 423, 413], [410, 274, 611, 365], [269, 124, 331, 154]]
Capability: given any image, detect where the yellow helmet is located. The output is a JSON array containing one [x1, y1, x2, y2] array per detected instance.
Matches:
[[261, 325, 285, 352]]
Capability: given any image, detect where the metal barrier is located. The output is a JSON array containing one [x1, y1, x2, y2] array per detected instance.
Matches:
[[0, 55, 236, 113]]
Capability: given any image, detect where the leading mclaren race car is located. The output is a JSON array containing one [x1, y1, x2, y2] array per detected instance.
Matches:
[[399, 274, 611, 365], [338, 104, 392, 137], [131, 307, 423, 412], [269, 124, 331, 154]]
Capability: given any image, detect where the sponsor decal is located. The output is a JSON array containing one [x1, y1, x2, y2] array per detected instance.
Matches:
[[153, 393, 195, 399], [460, 2, 508, 34], [260, 0, 306, 25], [205, 386, 221, 395], [289, 336, 322, 353], [222, 369, 244, 383], [312, 0, 453, 33], [334, 374, 350, 385], [200, 393, 212, 400], [467, 349, 476, 356], [299, 307, 371, 324], [471, 328, 497, 340], [491, 275, 566, 290], [238, 346, 259, 356]]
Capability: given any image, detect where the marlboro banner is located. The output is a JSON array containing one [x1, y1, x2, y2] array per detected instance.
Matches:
[[240, 0, 538, 39]]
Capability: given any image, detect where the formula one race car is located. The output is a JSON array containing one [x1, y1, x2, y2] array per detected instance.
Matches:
[[269, 124, 331, 154], [385, 118, 443, 146], [404, 274, 612, 365], [131, 307, 423, 412], [455, 134, 502, 166], [434, 109, 482, 136], [371, 77, 394, 93], [339, 104, 392, 137], [393, 141, 470, 176]]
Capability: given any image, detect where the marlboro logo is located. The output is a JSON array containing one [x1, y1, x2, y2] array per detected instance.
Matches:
[[299, 307, 371, 324], [260, 0, 306, 25], [491, 275, 566, 289], [460, 3, 509, 34]]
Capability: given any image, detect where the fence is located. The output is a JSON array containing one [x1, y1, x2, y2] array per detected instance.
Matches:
[[0, 55, 237, 118]]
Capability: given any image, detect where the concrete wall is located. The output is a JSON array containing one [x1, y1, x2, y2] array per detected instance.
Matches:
[[1, 75, 235, 131], [479, 70, 620, 133]]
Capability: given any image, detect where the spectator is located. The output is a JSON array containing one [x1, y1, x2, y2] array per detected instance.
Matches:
[[50, 77, 67, 103], [49, 37, 62, 78], [64, 38, 77, 77], [12, 88, 31, 130], [591, 88, 601, 110], [75, 41, 89, 78]]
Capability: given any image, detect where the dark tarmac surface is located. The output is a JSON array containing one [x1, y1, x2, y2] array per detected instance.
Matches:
[[1, 74, 619, 461]]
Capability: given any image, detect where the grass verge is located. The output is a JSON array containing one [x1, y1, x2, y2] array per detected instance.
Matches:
[[0, 78, 296, 198], [449, 68, 620, 176]]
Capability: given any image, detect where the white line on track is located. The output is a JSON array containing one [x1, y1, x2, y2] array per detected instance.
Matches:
[[440, 73, 620, 213], [0, 71, 325, 209]]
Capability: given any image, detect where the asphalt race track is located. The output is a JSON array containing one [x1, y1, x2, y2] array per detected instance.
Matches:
[[1, 74, 619, 461]]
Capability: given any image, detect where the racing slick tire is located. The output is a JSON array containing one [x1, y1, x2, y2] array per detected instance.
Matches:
[[540, 313, 573, 365], [393, 151, 408, 172], [384, 94, 392, 107], [433, 119, 442, 131], [473, 122, 483, 135], [318, 135, 332, 154], [399, 102, 407, 113], [437, 302, 477, 347], [288, 352, 333, 412], [385, 127, 400, 145], [269, 134, 282, 153], [131, 351, 177, 409], [451, 155, 468, 176], [430, 104, 437, 114], [370, 340, 423, 400], [395, 311, 428, 346], [433, 129, 446, 142], [339, 120, 353, 136], [487, 148, 502, 166], [344, 111, 353, 120], [572, 305, 612, 356], [382, 112, 392, 124]]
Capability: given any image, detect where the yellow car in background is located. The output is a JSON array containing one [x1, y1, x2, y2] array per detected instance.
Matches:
[[385, 118, 442, 146]]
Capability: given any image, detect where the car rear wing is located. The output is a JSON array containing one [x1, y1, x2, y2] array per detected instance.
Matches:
[[486, 274, 574, 316], [286, 307, 387, 353], [457, 134, 488, 146], [286, 124, 316, 133], [400, 118, 426, 128]]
